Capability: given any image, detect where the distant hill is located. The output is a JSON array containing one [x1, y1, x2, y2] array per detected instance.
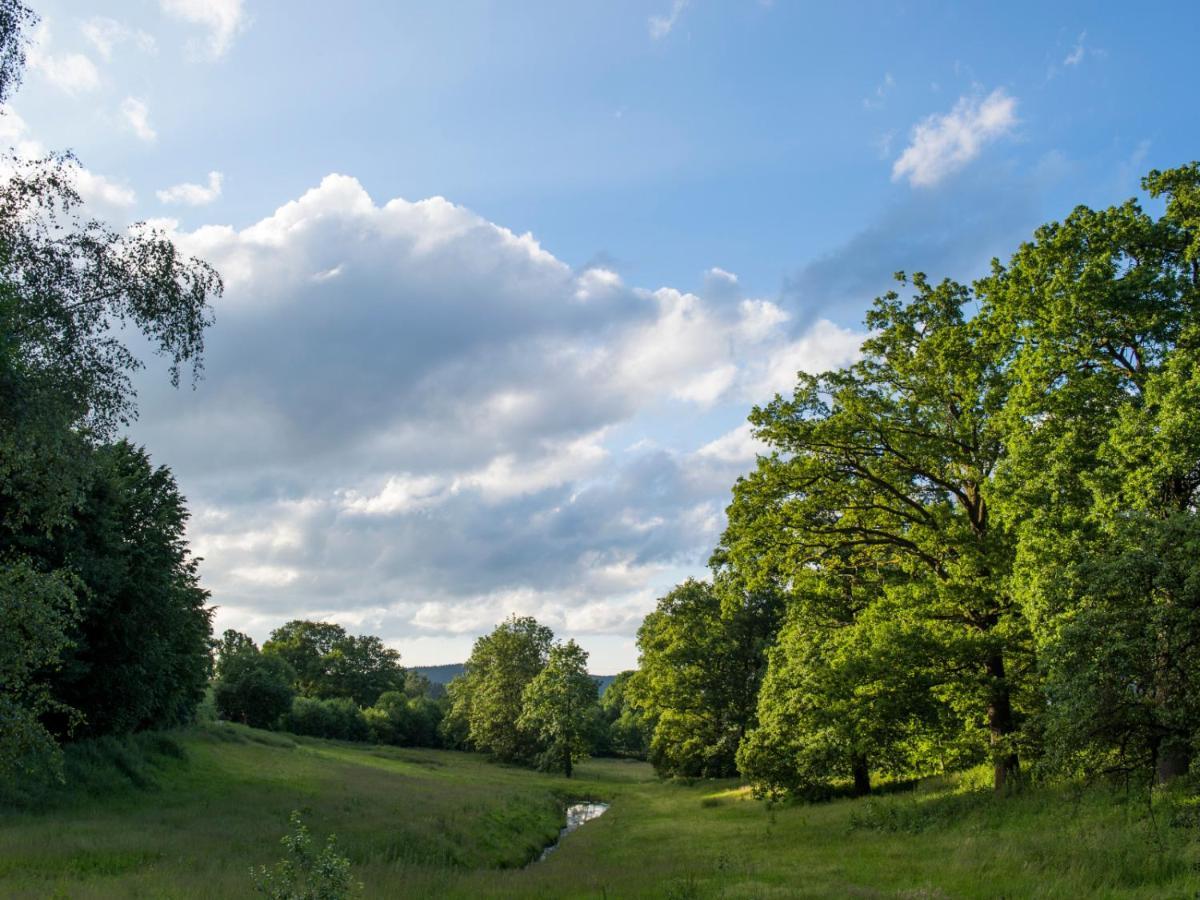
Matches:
[[413, 664, 619, 695], [410, 663, 465, 685]]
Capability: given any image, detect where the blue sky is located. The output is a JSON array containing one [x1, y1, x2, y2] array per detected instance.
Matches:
[[12, 0, 1200, 670]]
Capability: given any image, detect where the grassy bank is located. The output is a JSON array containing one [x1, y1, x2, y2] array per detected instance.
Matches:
[[0, 723, 1197, 898]]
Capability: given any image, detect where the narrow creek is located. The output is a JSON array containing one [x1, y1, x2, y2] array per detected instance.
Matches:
[[534, 801, 610, 863]]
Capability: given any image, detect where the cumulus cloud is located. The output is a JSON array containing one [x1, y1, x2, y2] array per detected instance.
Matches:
[[126, 175, 864, 666], [157, 171, 224, 205], [73, 167, 138, 209], [28, 23, 101, 95], [892, 88, 1018, 187], [120, 97, 157, 142], [649, 0, 688, 39], [160, 0, 248, 58]]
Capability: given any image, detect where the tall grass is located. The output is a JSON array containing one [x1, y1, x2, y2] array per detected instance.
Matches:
[[1, 726, 1197, 898]]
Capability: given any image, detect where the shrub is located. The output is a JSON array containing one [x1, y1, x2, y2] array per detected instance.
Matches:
[[284, 697, 368, 742], [251, 810, 359, 899]]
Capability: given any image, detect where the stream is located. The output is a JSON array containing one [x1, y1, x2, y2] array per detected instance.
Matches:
[[534, 801, 610, 863]]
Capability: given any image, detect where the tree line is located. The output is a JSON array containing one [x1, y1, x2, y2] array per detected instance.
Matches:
[[0, 0, 221, 783], [628, 162, 1200, 798], [208, 614, 647, 777]]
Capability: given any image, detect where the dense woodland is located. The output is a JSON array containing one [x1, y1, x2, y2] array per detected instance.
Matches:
[[3, 0, 1200, 811]]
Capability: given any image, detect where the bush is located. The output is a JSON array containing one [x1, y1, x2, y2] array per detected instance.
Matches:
[[214, 653, 296, 730], [284, 697, 368, 742], [364, 693, 444, 747], [252, 810, 359, 899]]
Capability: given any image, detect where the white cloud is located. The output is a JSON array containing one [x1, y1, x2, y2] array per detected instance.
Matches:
[[1063, 32, 1086, 66], [121, 97, 157, 142], [574, 266, 622, 301], [80, 17, 157, 60], [341, 474, 447, 516], [229, 564, 301, 587], [73, 167, 137, 209], [697, 422, 767, 465], [649, 0, 688, 39], [28, 23, 101, 95], [892, 88, 1018, 188], [160, 0, 248, 58], [157, 171, 224, 206], [0, 110, 136, 211]]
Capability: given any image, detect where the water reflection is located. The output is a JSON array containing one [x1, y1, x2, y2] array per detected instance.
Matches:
[[536, 801, 609, 862]]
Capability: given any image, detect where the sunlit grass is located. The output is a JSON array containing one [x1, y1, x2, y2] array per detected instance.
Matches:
[[0, 723, 1197, 898]]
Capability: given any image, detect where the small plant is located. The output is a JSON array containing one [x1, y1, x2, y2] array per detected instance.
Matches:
[[251, 810, 360, 899]]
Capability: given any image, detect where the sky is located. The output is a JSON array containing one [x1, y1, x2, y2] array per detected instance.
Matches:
[[10, 0, 1200, 671]]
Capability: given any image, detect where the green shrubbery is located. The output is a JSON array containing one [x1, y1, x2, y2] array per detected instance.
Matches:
[[285, 697, 370, 742]]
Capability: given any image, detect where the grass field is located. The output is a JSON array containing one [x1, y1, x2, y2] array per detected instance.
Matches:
[[1, 723, 1198, 898]]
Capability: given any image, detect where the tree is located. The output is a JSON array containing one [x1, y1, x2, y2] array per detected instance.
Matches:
[[0, 1, 35, 105], [0, 0, 221, 777], [721, 274, 1031, 791], [263, 621, 404, 707], [598, 671, 649, 758], [323, 634, 404, 707], [737, 576, 950, 799], [445, 615, 553, 763], [631, 576, 781, 777], [26, 441, 212, 737], [519, 640, 598, 777], [213, 630, 296, 729], [0, 561, 75, 780], [364, 691, 415, 745], [263, 621, 348, 698], [980, 162, 1200, 781]]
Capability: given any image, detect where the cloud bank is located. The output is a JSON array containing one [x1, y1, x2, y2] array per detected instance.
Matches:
[[130, 175, 864, 667]]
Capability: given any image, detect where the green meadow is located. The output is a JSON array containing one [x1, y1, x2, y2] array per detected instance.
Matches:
[[1, 723, 1197, 899]]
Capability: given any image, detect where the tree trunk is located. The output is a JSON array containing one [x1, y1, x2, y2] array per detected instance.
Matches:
[[564, 749, 573, 779], [985, 652, 1018, 792], [851, 754, 871, 796]]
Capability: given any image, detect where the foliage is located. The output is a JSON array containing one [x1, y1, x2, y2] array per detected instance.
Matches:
[[0, 1, 34, 105], [597, 671, 649, 758], [738, 589, 950, 799], [214, 631, 296, 729], [251, 811, 359, 900], [979, 162, 1200, 781], [364, 691, 443, 747], [632, 576, 781, 777], [0, 560, 76, 781], [445, 615, 554, 763], [719, 272, 1032, 791], [285, 697, 370, 742], [23, 441, 213, 738], [518, 640, 598, 777], [0, 0, 221, 781], [263, 621, 405, 707]]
